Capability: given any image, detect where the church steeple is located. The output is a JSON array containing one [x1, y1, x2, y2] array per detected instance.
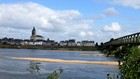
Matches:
[[32, 27, 36, 36], [30, 27, 44, 41]]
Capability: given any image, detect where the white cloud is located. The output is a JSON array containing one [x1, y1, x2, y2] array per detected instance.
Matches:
[[0, 2, 81, 31], [103, 22, 121, 32], [112, 0, 140, 9], [0, 2, 95, 41], [88, 31, 94, 36], [79, 31, 94, 37], [79, 31, 86, 37], [93, 7, 118, 21], [103, 7, 118, 16]]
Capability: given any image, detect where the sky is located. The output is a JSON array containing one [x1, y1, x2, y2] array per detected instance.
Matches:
[[0, 0, 140, 43]]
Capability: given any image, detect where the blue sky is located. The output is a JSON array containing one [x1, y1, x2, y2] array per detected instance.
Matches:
[[0, 0, 140, 43]]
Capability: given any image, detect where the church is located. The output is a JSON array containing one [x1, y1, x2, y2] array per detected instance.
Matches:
[[30, 27, 44, 41]]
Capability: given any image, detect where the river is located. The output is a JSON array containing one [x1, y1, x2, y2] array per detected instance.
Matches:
[[0, 48, 119, 79]]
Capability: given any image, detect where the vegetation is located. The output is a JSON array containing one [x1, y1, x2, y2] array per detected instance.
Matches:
[[120, 47, 140, 79], [0, 44, 97, 51], [47, 68, 63, 79], [27, 61, 63, 79], [102, 46, 140, 79]]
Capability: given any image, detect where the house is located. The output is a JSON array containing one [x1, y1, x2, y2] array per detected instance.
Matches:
[[59, 41, 68, 46], [34, 40, 44, 45], [22, 40, 44, 45], [43, 39, 55, 46], [77, 41, 82, 46], [82, 40, 95, 46], [67, 39, 76, 46]]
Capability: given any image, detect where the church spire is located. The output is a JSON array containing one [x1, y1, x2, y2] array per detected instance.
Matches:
[[32, 27, 36, 36]]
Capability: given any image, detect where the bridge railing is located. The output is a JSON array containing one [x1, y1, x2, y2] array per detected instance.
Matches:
[[103, 32, 140, 46]]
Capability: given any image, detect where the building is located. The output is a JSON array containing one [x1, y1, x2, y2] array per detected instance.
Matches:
[[82, 40, 95, 46], [43, 39, 55, 46], [67, 39, 76, 46], [59, 39, 76, 46], [59, 41, 68, 46], [77, 41, 82, 46], [30, 27, 44, 41]]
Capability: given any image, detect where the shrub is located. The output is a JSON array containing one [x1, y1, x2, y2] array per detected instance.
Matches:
[[27, 61, 63, 79], [121, 47, 140, 79]]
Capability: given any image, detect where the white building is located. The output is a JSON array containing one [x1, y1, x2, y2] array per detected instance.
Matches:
[[82, 41, 95, 46], [67, 39, 76, 46], [59, 41, 68, 46], [77, 41, 82, 46]]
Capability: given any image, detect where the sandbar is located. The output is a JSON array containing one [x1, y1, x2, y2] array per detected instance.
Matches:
[[81, 53, 105, 56], [10, 57, 118, 66]]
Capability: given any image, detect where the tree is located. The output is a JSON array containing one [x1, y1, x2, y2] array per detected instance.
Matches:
[[95, 42, 98, 47], [110, 38, 114, 41], [100, 42, 104, 47]]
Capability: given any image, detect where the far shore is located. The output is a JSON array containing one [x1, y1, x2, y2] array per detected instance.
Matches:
[[9, 57, 118, 66], [0, 44, 98, 51]]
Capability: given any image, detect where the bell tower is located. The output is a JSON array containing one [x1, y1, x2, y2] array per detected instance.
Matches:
[[32, 27, 36, 36]]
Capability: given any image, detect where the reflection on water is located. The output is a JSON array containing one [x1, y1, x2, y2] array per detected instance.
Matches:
[[0, 48, 119, 79]]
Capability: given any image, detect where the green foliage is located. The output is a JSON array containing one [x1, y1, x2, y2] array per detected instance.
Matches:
[[27, 61, 41, 79], [121, 47, 140, 79], [102, 46, 140, 79], [47, 67, 63, 79], [113, 47, 131, 58], [27, 61, 63, 79]]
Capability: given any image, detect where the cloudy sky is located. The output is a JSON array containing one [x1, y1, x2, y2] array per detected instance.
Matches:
[[0, 0, 140, 43]]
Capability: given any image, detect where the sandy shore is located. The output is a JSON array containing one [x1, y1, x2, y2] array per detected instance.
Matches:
[[81, 53, 105, 56], [10, 57, 118, 66]]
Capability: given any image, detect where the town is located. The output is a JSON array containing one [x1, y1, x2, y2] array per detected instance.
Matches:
[[0, 27, 97, 50]]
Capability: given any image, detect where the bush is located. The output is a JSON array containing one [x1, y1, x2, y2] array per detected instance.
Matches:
[[27, 61, 63, 79], [121, 47, 140, 79]]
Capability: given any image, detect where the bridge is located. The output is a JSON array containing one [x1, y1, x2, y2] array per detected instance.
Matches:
[[103, 32, 140, 46]]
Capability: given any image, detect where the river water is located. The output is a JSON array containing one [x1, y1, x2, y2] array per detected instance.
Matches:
[[0, 48, 119, 79]]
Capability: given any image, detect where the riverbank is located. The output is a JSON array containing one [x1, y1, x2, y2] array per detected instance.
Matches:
[[9, 57, 118, 66], [0, 44, 98, 51]]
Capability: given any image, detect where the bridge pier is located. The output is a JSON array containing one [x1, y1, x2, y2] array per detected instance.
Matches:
[[137, 34, 140, 43]]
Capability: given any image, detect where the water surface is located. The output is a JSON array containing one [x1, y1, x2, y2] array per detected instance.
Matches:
[[0, 48, 119, 79]]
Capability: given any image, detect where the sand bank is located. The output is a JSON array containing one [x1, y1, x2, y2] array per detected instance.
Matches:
[[81, 53, 105, 56], [10, 57, 118, 66]]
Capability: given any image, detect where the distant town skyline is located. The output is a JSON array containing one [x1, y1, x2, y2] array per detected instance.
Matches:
[[0, 0, 140, 43]]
